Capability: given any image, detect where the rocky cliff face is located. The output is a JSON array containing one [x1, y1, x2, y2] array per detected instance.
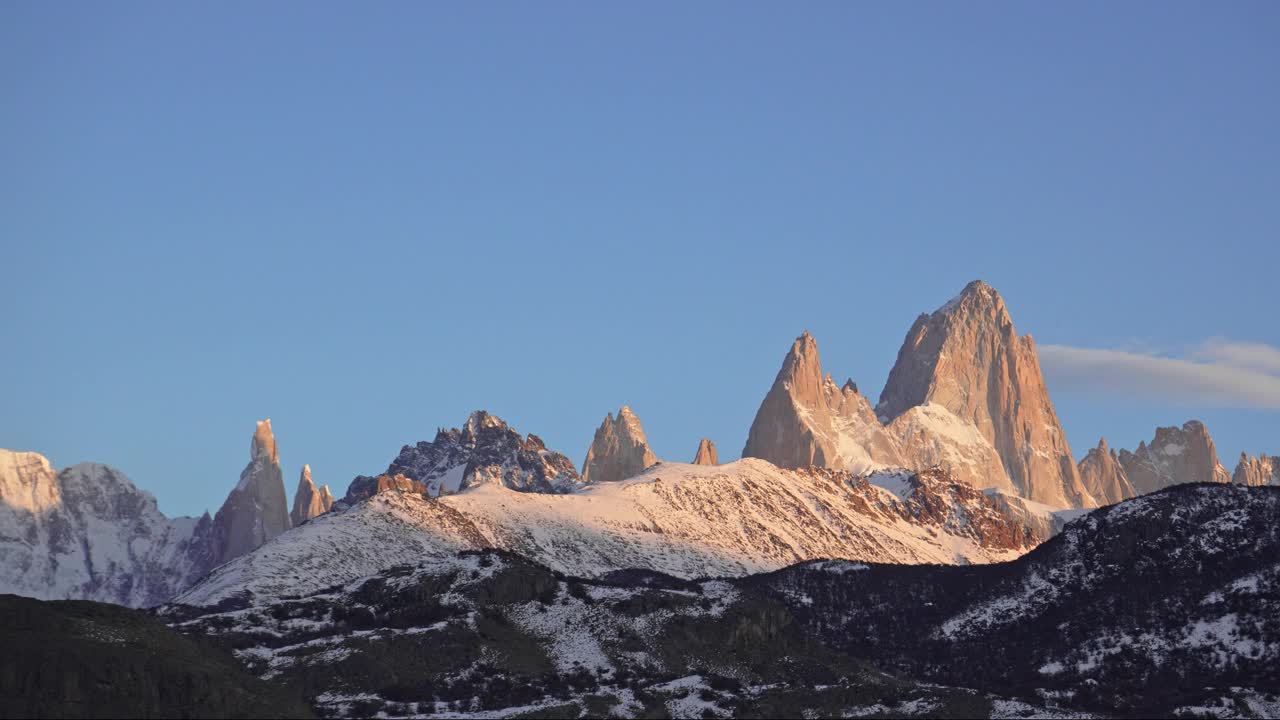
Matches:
[[289, 465, 333, 526], [1117, 420, 1231, 495], [581, 406, 659, 483], [741, 331, 1016, 496], [1233, 453, 1279, 487], [877, 281, 1094, 508], [209, 419, 291, 566], [742, 332, 904, 472], [346, 411, 582, 502], [0, 449, 214, 607], [692, 438, 718, 465], [1077, 438, 1137, 505]]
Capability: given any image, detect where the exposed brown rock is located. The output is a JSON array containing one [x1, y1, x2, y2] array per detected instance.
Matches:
[[877, 280, 1095, 508], [290, 465, 333, 526], [692, 438, 718, 466], [742, 331, 903, 472], [209, 419, 291, 565], [741, 331, 1016, 496], [344, 473, 431, 503], [1117, 420, 1231, 495], [581, 406, 659, 483], [1078, 438, 1136, 506], [1232, 452, 1279, 487]]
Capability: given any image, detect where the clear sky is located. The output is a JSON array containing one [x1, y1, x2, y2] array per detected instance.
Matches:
[[3, 2, 1278, 517]]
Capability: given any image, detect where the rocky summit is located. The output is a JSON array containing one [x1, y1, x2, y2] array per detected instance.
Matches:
[[1117, 420, 1231, 495], [0, 450, 213, 608], [877, 280, 1095, 508], [692, 438, 718, 465], [581, 406, 660, 483], [742, 329, 1017, 501], [1234, 452, 1280, 487], [289, 465, 333, 526], [346, 411, 583, 502], [208, 419, 291, 566], [1077, 438, 1137, 506]]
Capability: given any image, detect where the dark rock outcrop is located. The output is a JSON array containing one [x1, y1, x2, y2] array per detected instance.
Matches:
[[345, 411, 582, 503]]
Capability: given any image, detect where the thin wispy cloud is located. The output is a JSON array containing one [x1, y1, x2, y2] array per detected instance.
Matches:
[[1039, 339, 1280, 409], [1192, 338, 1280, 375]]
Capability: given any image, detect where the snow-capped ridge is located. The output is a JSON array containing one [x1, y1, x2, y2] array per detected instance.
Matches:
[[176, 458, 1049, 607], [0, 448, 215, 607]]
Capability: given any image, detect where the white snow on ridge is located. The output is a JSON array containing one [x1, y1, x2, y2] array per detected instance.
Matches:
[[177, 459, 1029, 607]]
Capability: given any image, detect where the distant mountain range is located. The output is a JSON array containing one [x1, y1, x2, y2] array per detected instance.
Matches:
[[2, 280, 1277, 717], [2, 281, 1274, 611]]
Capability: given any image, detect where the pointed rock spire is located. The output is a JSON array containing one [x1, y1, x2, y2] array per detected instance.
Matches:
[[692, 438, 718, 466], [1232, 452, 1277, 487], [743, 332, 875, 469], [209, 419, 291, 565], [290, 464, 332, 526], [1078, 438, 1136, 506], [876, 281, 1095, 508], [582, 406, 659, 483]]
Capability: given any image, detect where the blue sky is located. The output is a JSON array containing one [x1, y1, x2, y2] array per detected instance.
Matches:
[[3, 2, 1278, 517]]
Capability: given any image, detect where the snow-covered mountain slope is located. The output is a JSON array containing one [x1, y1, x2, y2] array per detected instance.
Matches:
[[346, 410, 583, 501], [748, 483, 1280, 716], [176, 459, 1047, 607], [0, 449, 212, 607]]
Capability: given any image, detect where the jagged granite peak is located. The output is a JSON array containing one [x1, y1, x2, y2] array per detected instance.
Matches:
[[743, 331, 898, 471], [0, 449, 215, 607], [209, 419, 291, 566], [692, 438, 719, 465], [876, 280, 1095, 509], [1233, 452, 1279, 487], [1078, 437, 1137, 506], [345, 410, 583, 502], [581, 405, 660, 483], [1117, 420, 1232, 495], [742, 331, 1017, 496], [290, 464, 332, 526]]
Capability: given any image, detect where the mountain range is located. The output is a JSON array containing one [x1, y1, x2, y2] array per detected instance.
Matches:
[[2, 281, 1272, 611], [1, 279, 1276, 717]]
